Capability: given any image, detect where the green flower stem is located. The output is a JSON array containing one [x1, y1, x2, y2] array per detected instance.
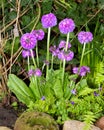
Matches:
[[62, 32, 70, 86], [60, 60, 62, 69], [51, 54, 54, 70], [46, 27, 51, 80], [65, 32, 70, 51], [80, 42, 86, 66], [62, 59, 66, 86], [30, 49, 37, 68], [27, 56, 30, 71], [36, 44, 39, 67]]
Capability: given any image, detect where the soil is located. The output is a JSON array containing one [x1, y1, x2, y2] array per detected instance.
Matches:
[[0, 96, 62, 130], [0, 93, 28, 129], [0, 104, 17, 129]]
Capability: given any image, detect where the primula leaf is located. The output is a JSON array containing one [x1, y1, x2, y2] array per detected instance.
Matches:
[[7, 74, 35, 105], [78, 87, 94, 97], [53, 78, 63, 98]]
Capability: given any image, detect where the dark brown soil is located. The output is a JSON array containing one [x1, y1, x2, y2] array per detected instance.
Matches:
[[0, 105, 17, 129]]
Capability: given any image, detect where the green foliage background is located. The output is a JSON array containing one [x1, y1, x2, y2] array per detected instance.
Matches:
[[0, 0, 104, 129]]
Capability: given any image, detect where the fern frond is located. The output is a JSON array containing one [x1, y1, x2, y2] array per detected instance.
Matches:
[[83, 111, 98, 130], [95, 73, 104, 85], [94, 62, 104, 85], [95, 62, 104, 74]]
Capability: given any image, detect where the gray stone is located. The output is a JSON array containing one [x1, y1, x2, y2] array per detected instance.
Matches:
[[63, 120, 101, 130], [0, 126, 12, 130]]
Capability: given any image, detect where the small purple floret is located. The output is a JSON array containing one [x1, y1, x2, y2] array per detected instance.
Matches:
[[20, 33, 37, 50], [58, 50, 65, 61], [58, 50, 74, 61], [31, 29, 45, 41], [41, 96, 45, 100], [28, 69, 34, 77], [41, 13, 57, 28], [59, 18, 75, 34], [71, 101, 75, 105], [73, 67, 79, 74], [50, 45, 60, 56], [78, 31, 93, 44], [71, 89, 76, 95], [22, 49, 35, 58], [34, 68, 42, 77], [22, 50, 30, 58], [80, 66, 90, 76], [65, 51, 74, 61], [94, 91, 99, 96], [73, 66, 90, 76], [58, 40, 71, 49]]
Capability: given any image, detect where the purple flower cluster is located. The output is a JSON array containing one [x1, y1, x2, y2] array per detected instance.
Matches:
[[50, 40, 74, 61], [20, 33, 37, 50], [78, 31, 93, 44], [58, 40, 71, 49], [41, 13, 57, 28], [59, 18, 75, 34], [22, 50, 35, 58], [58, 50, 74, 61], [73, 66, 90, 76], [49, 45, 60, 56], [31, 29, 45, 41], [28, 68, 42, 77]]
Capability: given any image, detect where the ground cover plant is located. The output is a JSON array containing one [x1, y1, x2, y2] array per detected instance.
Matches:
[[0, 0, 104, 130]]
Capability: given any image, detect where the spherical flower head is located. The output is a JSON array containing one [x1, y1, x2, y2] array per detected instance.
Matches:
[[65, 51, 74, 61], [59, 18, 75, 34], [78, 31, 93, 44], [22, 49, 35, 58], [20, 33, 37, 50], [41, 13, 57, 28], [31, 29, 45, 41], [34, 68, 42, 77], [58, 40, 71, 49]]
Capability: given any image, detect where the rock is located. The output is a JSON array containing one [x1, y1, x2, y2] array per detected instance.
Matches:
[[0, 126, 12, 130], [63, 120, 101, 130], [14, 111, 59, 130], [95, 116, 104, 130]]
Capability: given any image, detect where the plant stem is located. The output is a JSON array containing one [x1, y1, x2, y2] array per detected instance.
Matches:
[[36, 44, 39, 67], [27, 56, 30, 71], [51, 54, 54, 70], [62, 32, 70, 86], [30, 49, 37, 68], [46, 27, 51, 80], [65, 32, 70, 51], [80, 43, 86, 66]]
